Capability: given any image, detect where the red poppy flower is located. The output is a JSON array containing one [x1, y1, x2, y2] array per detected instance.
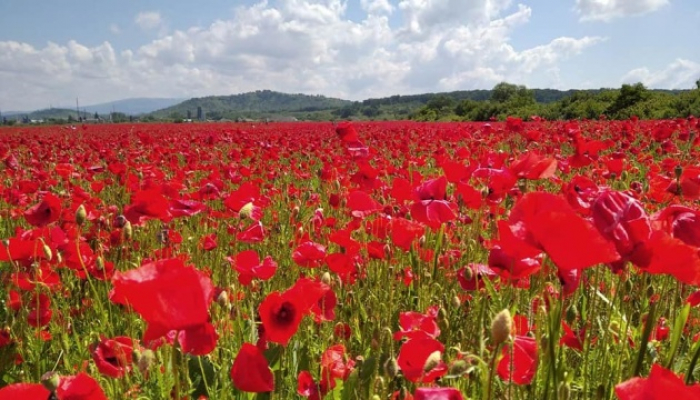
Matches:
[[224, 182, 261, 212], [297, 370, 325, 400], [123, 189, 171, 225], [56, 373, 108, 400], [259, 291, 303, 346], [237, 221, 266, 242], [394, 305, 441, 341], [0, 238, 49, 263], [391, 218, 425, 252], [457, 263, 497, 291], [230, 343, 274, 393], [397, 337, 447, 383], [615, 364, 700, 399], [347, 190, 381, 218], [336, 122, 359, 143], [169, 199, 207, 218], [292, 241, 327, 268], [109, 258, 217, 353], [0, 383, 49, 400], [91, 336, 135, 378], [497, 335, 538, 385], [509, 152, 557, 180], [24, 193, 61, 227], [229, 250, 277, 286], [560, 321, 585, 352], [414, 387, 465, 400], [285, 278, 334, 321], [410, 177, 456, 230], [488, 245, 541, 281], [591, 190, 651, 266], [505, 192, 620, 270], [198, 233, 217, 251], [653, 205, 700, 247], [321, 344, 354, 383]]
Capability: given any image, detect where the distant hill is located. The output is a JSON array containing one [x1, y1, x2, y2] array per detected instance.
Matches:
[[149, 90, 354, 120], [82, 97, 185, 115]]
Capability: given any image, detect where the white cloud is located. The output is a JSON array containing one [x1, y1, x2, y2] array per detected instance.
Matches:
[[109, 23, 121, 34], [134, 11, 163, 30], [575, 0, 669, 22], [0, 0, 607, 110], [622, 59, 700, 89]]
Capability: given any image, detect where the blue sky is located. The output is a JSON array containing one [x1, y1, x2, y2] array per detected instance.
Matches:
[[0, 0, 698, 111]]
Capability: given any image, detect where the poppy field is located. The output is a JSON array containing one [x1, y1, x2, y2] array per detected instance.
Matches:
[[2, 118, 700, 399]]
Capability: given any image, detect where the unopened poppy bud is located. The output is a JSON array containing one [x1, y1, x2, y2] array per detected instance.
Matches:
[[609, 321, 620, 334], [462, 266, 474, 281], [384, 357, 399, 379], [448, 359, 469, 376], [123, 221, 133, 240], [239, 202, 255, 219], [423, 350, 442, 373], [321, 271, 332, 286], [75, 204, 87, 225], [419, 235, 426, 247], [41, 371, 61, 392], [42, 242, 52, 261], [95, 256, 105, 271], [217, 290, 230, 308], [291, 206, 300, 219], [452, 295, 461, 309], [675, 165, 683, 180], [135, 349, 156, 373], [491, 309, 512, 345]]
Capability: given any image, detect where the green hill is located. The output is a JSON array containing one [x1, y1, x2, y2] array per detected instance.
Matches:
[[149, 90, 353, 121]]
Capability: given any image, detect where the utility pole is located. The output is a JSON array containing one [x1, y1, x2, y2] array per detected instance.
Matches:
[[76, 98, 80, 122]]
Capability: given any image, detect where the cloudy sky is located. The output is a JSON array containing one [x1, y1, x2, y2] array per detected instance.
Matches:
[[1, 0, 699, 111]]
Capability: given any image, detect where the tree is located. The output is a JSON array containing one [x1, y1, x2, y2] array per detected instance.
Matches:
[[490, 82, 533, 104]]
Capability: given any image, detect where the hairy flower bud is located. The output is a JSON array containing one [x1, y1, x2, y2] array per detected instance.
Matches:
[[75, 204, 87, 225], [491, 309, 512, 345]]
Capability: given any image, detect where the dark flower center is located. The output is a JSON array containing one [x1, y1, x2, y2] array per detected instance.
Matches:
[[275, 301, 296, 324]]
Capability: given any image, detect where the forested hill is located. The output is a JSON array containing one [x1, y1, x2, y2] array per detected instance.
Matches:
[[149, 90, 353, 120]]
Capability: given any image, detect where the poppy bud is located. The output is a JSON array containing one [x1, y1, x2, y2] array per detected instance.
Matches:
[[491, 309, 512, 345], [41, 371, 61, 392], [135, 349, 156, 374], [123, 221, 133, 240], [76, 204, 87, 225], [675, 165, 683, 180], [41, 242, 53, 261], [419, 235, 426, 247], [452, 295, 461, 309], [217, 290, 230, 309], [448, 359, 469, 376], [384, 357, 399, 379], [423, 350, 442, 373], [239, 202, 255, 219], [462, 266, 474, 281], [95, 256, 105, 271], [608, 321, 620, 333], [321, 271, 332, 286]]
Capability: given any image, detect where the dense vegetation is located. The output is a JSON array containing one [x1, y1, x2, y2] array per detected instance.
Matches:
[[4, 82, 699, 125]]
